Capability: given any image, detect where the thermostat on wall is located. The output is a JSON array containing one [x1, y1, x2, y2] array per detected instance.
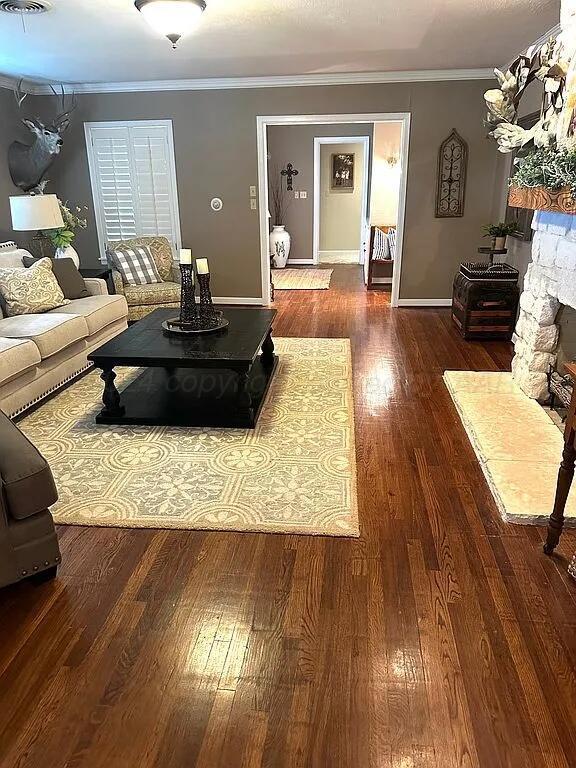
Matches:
[[210, 198, 223, 212]]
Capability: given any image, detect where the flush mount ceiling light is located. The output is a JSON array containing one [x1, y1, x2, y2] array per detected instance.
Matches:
[[135, 0, 206, 49]]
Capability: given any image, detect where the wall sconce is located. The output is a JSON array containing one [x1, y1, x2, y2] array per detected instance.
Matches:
[[386, 154, 399, 167]]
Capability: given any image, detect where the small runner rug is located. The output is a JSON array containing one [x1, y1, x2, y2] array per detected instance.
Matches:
[[273, 268, 333, 290], [444, 370, 576, 526], [20, 338, 359, 537]]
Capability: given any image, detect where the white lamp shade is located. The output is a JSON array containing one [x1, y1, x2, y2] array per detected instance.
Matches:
[[10, 195, 64, 231], [136, 0, 204, 43]]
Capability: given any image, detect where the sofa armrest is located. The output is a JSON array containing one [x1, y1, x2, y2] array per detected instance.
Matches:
[[84, 278, 109, 296], [111, 269, 125, 296], [0, 410, 58, 520]]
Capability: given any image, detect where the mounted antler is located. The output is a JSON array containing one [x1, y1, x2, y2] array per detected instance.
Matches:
[[49, 84, 77, 132], [8, 81, 77, 193], [13, 79, 28, 109]]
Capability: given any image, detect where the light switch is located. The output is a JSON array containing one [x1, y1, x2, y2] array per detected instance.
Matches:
[[300, 191, 307, 199], [249, 185, 257, 197], [250, 199, 257, 210], [294, 191, 300, 199]]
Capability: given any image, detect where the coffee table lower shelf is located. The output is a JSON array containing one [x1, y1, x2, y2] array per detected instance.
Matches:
[[94, 355, 278, 428]]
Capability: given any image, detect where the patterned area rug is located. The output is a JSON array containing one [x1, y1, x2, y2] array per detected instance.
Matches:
[[272, 269, 333, 290], [20, 338, 359, 537], [444, 370, 576, 526]]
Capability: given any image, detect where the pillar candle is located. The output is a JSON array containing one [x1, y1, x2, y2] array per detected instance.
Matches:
[[180, 248, 192, 265], [196, 258, 209, 274]]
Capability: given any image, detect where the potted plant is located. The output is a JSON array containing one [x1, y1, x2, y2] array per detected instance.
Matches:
[[42, 199, 88, 267], [269, 169, 291, 269], [482, 221, 518, 251]]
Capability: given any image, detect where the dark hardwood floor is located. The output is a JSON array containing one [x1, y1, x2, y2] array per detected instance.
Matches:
[[1, 264, 575, 767]]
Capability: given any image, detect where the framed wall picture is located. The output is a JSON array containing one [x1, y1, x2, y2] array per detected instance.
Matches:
[[506, 111, 539, 242], [331, 153, 355, 191]]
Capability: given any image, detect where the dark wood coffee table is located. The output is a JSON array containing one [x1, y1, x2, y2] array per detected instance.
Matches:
[[88, 306, 278, 428]]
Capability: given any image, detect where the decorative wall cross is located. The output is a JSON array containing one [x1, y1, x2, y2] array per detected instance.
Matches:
[[281, 163, 299, 191]]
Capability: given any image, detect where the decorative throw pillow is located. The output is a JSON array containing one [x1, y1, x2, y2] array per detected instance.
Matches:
[[107, 236, 173, 282], [107, 245, 161, 286], [0, 258, 69, 316], [22, 256, 89, 300]]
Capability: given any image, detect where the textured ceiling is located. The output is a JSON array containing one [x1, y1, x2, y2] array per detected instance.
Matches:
[[0, 0, 560, 84]]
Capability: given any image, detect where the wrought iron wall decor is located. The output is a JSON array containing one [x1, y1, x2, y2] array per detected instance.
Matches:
[[435, 129, 468, 218], [280, 163, 299, 191]]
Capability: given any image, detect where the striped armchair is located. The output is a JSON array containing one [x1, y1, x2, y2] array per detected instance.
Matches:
[[106, 236, 180, 321]]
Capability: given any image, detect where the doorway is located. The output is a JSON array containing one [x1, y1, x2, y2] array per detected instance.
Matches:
[[313, 136, 370, 267], [257, 113, 411, 307]]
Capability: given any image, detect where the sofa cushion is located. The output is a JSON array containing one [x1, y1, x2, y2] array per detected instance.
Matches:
[[107, 236, 174, 282], [48, 294, 128, 335], [0, 258, 69, 316], [0, 409, 58, 520], [0, 338, 41, 386], [124, 281, 180, 307], [23, 256, 89, 300], [0, 313, 88, 359]]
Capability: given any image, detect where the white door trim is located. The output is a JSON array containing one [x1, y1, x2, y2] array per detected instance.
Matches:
[[312, 135, 370, 267], [257, 113, 411, 307]]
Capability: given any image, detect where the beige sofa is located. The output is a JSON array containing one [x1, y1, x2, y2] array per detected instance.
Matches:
[[0, 245, 128, 418]]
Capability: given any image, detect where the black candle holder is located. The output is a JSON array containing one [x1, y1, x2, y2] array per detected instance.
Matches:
[[162, 264, 229, 335], [179, 264, 197, 325]]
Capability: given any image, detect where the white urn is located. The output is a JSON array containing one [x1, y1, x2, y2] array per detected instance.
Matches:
[[270, 225, 291, 269]]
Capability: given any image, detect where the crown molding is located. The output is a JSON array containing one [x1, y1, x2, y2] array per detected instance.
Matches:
[[0, 68, 495, 95]]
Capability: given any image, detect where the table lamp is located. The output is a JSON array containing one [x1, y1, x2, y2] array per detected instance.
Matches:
[[9, 195, 64, 258]]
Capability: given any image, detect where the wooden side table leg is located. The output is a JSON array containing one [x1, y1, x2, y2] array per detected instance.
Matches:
[[100, 367, 125, 417], [545, 441, 576, 555], [261, 330, 275, 368]]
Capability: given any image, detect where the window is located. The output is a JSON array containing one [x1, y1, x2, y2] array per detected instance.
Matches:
[[84, 120, 182, 262]]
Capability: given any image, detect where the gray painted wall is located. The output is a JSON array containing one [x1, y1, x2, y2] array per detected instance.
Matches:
[[267, 123, 372, 262], [0, 88, 23, 242], [13, 79, 497, 300]]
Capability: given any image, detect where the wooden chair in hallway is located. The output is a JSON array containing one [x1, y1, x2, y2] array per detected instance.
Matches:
[[367, 225, 395, 289]]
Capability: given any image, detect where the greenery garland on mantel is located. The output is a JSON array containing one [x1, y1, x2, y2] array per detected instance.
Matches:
[[484, 36, 576, 212]]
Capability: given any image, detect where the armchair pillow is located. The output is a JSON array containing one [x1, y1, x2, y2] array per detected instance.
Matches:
[[108, 245, 162, 286], [0, 258, 69, 316], [22, 256, 89, 300], [107, 236, 174, 282]]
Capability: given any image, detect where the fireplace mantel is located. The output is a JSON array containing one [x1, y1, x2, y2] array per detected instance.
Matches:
[[509, 186, 576, 215]]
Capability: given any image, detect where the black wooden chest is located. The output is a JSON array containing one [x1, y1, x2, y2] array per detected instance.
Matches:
[[452, 271, 519, 340]]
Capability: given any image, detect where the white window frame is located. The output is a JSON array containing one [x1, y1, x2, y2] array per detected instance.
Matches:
[[84, 119, 182, 263]]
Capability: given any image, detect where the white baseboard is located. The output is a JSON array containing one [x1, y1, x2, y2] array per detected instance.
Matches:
[[319, 250, 359, 263], [286, 259, 315, 265], [213, 296, 264, 305], [370, 277, 393, 285], [397, 298, 452, 307]]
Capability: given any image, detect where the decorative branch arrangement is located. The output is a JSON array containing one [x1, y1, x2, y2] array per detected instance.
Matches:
[[484, 38, 567, 156], [269, 166, 291, 226]]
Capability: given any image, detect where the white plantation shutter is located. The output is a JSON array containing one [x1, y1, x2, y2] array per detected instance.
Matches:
[[85, 121, 181, 262]]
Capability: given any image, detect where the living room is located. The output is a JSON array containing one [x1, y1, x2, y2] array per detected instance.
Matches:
[[1, 0, 575, 766]]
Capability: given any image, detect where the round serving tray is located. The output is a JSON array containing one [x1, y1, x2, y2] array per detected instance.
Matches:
[[162, 312, 229, 335]]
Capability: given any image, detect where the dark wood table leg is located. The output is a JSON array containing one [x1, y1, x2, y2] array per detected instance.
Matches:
[[100, 367, 125, 418], [545, 440, 576, 554], [261, 330, 275, 368], [237, 369, 254, 425]]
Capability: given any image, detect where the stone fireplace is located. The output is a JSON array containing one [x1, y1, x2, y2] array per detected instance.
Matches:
[[512, 211, 576, 401]]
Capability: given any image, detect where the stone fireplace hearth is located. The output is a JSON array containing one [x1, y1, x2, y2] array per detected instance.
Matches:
[[512, 211, 576, 400]]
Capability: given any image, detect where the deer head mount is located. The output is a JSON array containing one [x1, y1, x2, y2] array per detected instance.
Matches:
[[8, 80, 77, 194]]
